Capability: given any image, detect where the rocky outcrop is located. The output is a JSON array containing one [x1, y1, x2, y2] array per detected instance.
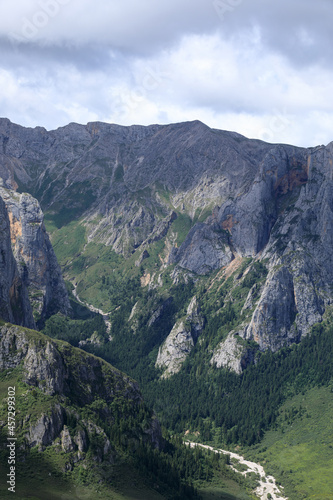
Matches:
[[240, 143, 333, 353], [210, 332, 255, 374], [186, 296, 205, 334], [214, 145, 308, 256], [0, 322, 162, 460], [74, 429, 88, 453], [135, 249, 150, 267], [60, 426, 76, 452], [155, 320, 194, 377], [147, 297, 173, 327], [0, 183, 70, 326], [156, 296, 204, 377], [0, 324, 142, 405], [243, 265, 299, 351], [26, 404, 66, 448], [169, 223, 233, 274], [0, 324, 67, 394]]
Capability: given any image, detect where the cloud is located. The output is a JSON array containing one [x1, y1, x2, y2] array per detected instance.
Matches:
[[1, 0, 215, 54], [108, 32, 333, 144], [0, 0, 332, 147], [1, 0, 332, 63]]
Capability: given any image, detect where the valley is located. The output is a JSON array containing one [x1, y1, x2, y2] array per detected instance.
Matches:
[[72, 283, 112, 334], [0, 118, 333, 499], [186, 441, 287, 500]]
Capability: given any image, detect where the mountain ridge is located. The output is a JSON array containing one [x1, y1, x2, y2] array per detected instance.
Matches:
[[0, 116, 332, 365]]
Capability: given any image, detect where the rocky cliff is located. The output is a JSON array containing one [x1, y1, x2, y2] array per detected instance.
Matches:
[[0, 193, 34, 328], [156, 296, 204, 377], [1, 117, 333, 372], [0, 181, 70, 328]]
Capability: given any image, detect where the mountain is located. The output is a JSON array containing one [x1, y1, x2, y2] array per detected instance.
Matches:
[[0, 119, 257, 499], [0, 117, 332, 361], [1, 117, 333, 498]]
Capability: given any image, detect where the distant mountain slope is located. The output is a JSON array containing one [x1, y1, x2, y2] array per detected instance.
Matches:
[[1, 117, 333, 361], [0, 118, 282, 253]]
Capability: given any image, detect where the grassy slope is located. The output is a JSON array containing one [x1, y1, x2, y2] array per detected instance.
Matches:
[[246, 385, 333, 500], [0, 461, 167, 500], [0, 324, 254, 500], [47, 219, 140, 312]]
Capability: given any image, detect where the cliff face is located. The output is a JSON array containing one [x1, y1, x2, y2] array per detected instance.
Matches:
[[240, 143, 333, 351], [1, 117, 333, 371], [0, 181, 70, 328], [156, 296, 204, 377]]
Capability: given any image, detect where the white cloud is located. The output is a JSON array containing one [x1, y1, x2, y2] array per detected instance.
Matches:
[[0, 0, 333, 147]]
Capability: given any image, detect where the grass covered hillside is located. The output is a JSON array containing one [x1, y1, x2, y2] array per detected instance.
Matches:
[[0, 321, 257, 500]]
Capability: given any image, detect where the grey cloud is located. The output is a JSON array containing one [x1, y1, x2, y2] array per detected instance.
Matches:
[[0, 37, 124, 74], [1, 0, 332, 67], [215, 0, 333, 67]]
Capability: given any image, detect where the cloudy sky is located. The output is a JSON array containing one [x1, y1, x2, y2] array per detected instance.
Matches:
[[0, 0, 332, 146]]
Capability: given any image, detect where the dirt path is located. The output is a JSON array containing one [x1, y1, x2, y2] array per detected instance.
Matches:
[[72, 284, 112, 335], [185, 441, 288, 500]]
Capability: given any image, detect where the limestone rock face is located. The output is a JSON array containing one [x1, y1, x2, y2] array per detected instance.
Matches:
[[74, 429, 88, 453], [24, 340, 68, 395], [156, 296, 204, 377], [241, 283, 262, 315], [0, 184, 70, 327], [215, 145, 308, 256], [244, 266, 299, 351], [0, 324, 141, 405], [26, 405, 66, 448], [208, 142, 333, 365], [61, 426, 75, 452], [0, 324, 69, 394], [169, 223, 233, 274], [147, 297, 173, 327], [0, 195, 34, 327], [0, 324, 32, 370], [155, 320, 194, 377], [210, 332, 255, 374], [186, 296, 205, 335], [247, 143, 333, 350]]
